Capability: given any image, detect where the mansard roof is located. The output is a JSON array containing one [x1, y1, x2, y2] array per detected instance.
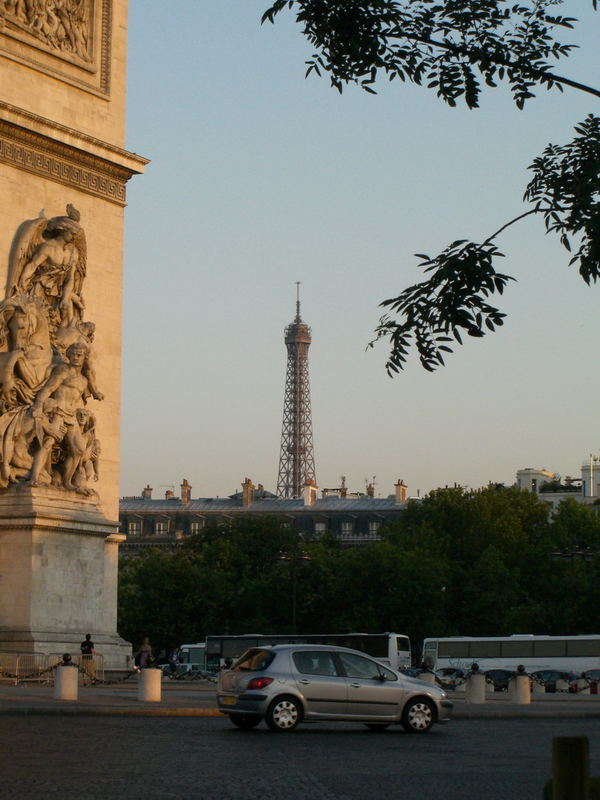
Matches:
[[120, 495, 402, 514]]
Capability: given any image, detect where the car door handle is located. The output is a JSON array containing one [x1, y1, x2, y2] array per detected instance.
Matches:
[[299, 679, 310, 684], [350, 683, 361, 688]]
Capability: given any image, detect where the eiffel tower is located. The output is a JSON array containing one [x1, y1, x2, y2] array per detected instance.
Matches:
[[276, 284, 316, 498]]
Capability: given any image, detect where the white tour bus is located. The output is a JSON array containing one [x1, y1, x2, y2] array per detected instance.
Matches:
[[205, 632, 411, 672], [422, 635, 600, 674]]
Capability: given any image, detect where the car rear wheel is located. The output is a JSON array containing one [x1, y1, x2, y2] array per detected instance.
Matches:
[[265, 696, 302, 732], [402, 698, 435, 734], [364, 724, 390, 732], [229, 714, 261, 730]]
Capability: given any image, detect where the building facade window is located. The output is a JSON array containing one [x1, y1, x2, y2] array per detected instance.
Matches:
[[155, 521, 169, 536], [368, 521, 380, 537], [127, 521, 141, 537], [314, 521, 327, 536], [190, 521, 203, 535], [340, 520, 354, 539]]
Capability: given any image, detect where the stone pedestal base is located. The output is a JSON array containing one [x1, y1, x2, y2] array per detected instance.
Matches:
[[0, 485, 131, 670]]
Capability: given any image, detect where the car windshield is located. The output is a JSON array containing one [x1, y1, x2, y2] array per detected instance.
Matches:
[[231, 648, 275, 672]]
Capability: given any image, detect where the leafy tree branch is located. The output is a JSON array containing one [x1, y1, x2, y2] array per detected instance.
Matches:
[[369, 115, 600, 372], [262, 1, 600, 373]]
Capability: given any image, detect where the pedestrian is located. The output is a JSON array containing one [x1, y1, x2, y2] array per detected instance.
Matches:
[[80, 633, 97, 679], [168, 646, 180, 675], [134, 637, 154, 669]]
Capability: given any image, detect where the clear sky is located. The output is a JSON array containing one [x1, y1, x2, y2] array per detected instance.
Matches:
[[121, 1, 600, 501]]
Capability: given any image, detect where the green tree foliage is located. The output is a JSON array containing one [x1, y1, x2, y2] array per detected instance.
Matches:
[[551, 497, 600, 550], [262, 1, 600, 373], [118, 488, 600, 656]]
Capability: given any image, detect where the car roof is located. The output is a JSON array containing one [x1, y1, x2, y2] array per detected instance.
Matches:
[[254, 643, 377, 656]]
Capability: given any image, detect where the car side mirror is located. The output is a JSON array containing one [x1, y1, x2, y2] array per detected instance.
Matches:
[[377, 672, 387, 682]]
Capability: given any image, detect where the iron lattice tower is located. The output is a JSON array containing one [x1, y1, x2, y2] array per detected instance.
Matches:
[[276, 284, 316, 498]]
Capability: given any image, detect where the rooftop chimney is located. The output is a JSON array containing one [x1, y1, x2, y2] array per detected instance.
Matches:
[[366, 483, 374, 498], [142, 484, 152, 500], [165, 489, 174, 500], [394, 479, 408, 504], [242, 477, 254, 507], [181, 479, 191, 505], [340, 475, 347, 499], [303, 478, 317, 507]]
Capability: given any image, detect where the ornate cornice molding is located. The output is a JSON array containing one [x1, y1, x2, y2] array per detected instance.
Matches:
[[0, 517, 113, 537], [0, 119, 145, 205], [0, 100, 149, 168], [0, 485, 119, 538]]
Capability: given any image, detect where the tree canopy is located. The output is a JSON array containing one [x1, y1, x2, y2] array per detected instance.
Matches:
[[262, 1, 600, 373], [118, 489, 600, 657]]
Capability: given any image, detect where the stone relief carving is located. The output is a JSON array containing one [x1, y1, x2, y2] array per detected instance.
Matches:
[[0, 205, 102, 494], [1, 0, 92, 62]]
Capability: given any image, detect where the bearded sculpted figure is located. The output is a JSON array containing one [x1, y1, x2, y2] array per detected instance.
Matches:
[[0, 205, 102, 494]]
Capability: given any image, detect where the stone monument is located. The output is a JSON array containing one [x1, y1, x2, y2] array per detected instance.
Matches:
[[0, 1, 147, 668]]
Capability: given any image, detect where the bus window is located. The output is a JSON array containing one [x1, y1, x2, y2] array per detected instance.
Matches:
[[534, 640, 567, 657], [439, 642, 467, 658], [396, 636, 410, 654], [353, 635, 388, 658], [206, 639, 222, 656], [566, 640, 600, 657], [470, 641, 501, 658], [422, 640, 438, 668], [222, 638, 258, 658], [501, 641, 533, 658]]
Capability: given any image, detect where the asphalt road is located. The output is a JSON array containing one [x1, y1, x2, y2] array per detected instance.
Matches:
[[2, 716, 599, 799]]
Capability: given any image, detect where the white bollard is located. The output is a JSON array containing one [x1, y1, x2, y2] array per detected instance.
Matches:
[[532, 679, 546, 694], [512, 674, 531, 705], [465, 671, 486, 704], [138, 667, 162, 702], [53, 665, 79, 701], [555, 678, 569, 693], [418, 671, 436, 685]]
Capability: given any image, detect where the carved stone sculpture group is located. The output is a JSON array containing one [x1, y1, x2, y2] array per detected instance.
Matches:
[[0, 204, 101, 494], [1, 0, 91, 62]]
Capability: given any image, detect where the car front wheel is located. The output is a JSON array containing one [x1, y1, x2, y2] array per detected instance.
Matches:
[[229, 714, 261, 730], [402, 698, 435, 734], [265, 696, 302, 732]]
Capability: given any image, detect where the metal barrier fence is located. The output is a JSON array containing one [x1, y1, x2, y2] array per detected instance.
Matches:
[[0, 652, 104, 685], [0, 652, 54, 685]]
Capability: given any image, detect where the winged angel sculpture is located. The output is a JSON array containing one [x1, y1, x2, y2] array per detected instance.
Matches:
[[0, 205, 102, 494]]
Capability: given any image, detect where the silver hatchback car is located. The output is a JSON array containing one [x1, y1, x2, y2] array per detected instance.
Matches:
[[217, 644, 452, 733]]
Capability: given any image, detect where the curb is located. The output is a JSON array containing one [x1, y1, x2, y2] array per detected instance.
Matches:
[[453, 710, 600, 720], [0, 706, 224, 717]]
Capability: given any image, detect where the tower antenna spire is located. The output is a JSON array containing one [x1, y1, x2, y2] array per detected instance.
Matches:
[[295, 281, 301, 322], [276, 284, 316, 498]]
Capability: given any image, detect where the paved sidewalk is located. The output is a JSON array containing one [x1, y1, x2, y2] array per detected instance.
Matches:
[[451, 693, 600, 719], [2, 679, 600, 718], [0, 677, 223, 716]]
